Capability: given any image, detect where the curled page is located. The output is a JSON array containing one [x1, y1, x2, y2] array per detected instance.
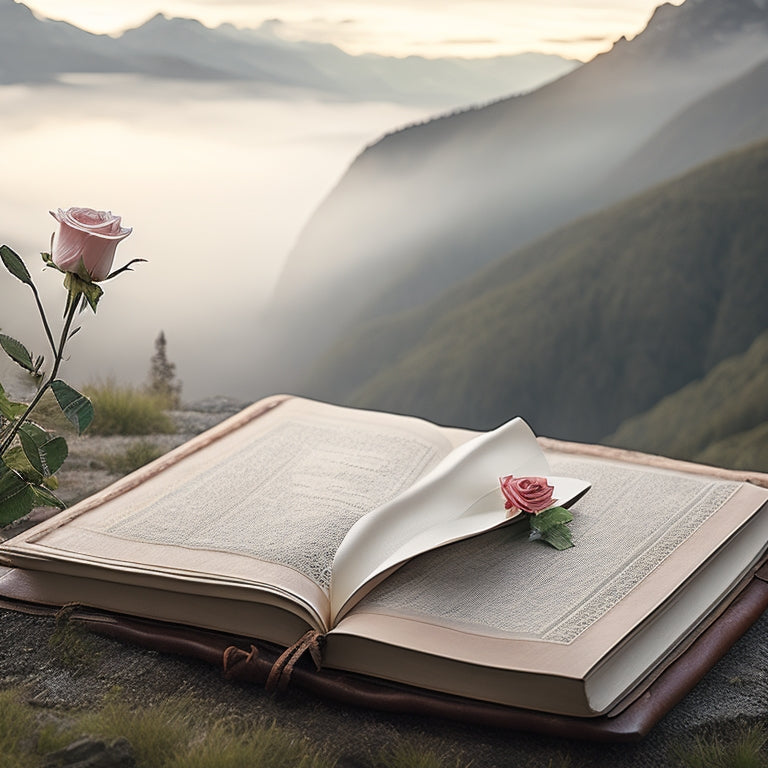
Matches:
[[330, 417, 590, 624]]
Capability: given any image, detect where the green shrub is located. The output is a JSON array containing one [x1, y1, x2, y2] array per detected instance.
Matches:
[[103, 440, 165, 475], [84, 379, 176, 436]]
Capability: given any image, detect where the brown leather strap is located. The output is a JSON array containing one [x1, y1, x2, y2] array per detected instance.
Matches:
[[222, 644, 259, 678], [265, 630, 324, 694], [5, 576, 761, 742]]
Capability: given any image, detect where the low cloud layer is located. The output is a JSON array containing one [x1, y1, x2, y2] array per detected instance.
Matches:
[[23, 0, 682, 59]]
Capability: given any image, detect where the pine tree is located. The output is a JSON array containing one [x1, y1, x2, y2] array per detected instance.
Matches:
[[147, 331, 181, 408]]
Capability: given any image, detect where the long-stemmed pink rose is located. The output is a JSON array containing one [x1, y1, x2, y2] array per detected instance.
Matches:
[[1, 209, 142, 525], [50, 207, 132, 281]]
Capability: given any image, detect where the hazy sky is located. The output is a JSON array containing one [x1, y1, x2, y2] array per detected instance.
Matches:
[[22, 0, 684, 61]]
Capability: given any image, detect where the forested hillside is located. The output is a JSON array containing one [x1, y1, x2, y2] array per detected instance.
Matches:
[[265, 0, 768, 396], [305, 140, 768, 459], [605, 329, 768, 471]]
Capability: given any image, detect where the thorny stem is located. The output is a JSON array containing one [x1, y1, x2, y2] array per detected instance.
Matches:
[[30, 281, 57, 357], [0, 292, 81, 457]]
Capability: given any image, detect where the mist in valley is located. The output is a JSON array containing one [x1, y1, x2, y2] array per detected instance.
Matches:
[[257, 11, 768, 407], [0, 76, 435, 399], [3, 0, 768, 458], [273, 25, 768, 325]]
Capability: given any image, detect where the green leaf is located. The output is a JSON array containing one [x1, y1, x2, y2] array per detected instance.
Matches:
[[40, 436, 68, 476], [51, 380, 94, 434], [18, 423, 68, 477], [540, 524, 574, 551], [0, 383, 26, 421], [529, 506, 574, 534], [0, 333, 35, 372], [17, 421, 48, 444], [3, 445, 43, 484], [0, 245, 32, 286], [0, 461, 34, 524], [529, 507, 575, 550], [30, 484, 66, 510]]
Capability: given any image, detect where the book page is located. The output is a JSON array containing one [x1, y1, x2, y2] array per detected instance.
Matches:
[[99, 417, 447, 591], [349, 455, 741, 644], [330, 419, 590, 623], [4, 398, 454, 628]]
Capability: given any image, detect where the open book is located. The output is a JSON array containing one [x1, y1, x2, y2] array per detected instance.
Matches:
[[1, 394, 767, 723]]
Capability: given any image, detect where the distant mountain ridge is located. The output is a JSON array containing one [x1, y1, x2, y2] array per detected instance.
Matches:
[[303, 140, 768, 452], [0, 0, 134, 83], [0, 1, 577, 106], [268, 0, 768, 391]]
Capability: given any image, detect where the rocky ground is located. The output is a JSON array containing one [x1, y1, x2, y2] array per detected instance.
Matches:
[[1, 398, 767, 766]]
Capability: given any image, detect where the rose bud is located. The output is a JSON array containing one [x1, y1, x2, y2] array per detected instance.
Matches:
[[50, 207, 132, 281]]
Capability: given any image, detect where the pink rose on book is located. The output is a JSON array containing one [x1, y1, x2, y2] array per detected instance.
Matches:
[[499, 475, 554, 515], [50, 207, 132, 281]]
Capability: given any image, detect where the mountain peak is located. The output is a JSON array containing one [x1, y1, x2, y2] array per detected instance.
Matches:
[[612, 0, 768, 61], [1, 0, 33, 21], [652, 0, 767, 31], [131, 12, 207, 33]]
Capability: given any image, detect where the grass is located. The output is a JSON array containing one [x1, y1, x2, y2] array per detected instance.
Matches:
[[165, 720, 334, 768], [83, 379, 176, 436], [372, 742, 474, 768], [102, 439, 165, 475], [17, 688, 337, 768], [65, 695, 194, 767], [670, 723, 768, 768], [0, 689, 37, 768], [0, 686, 484, 768], [4, 681, 766, 768], [4, 378, 176, 439]]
